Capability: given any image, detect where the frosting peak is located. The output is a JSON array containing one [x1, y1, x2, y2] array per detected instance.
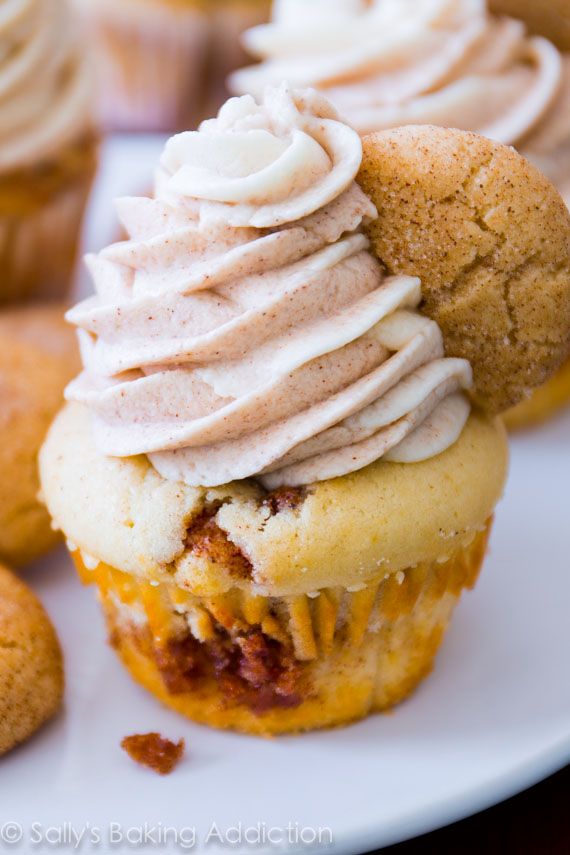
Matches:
[[66, 87, 472, 488], [157, 87, 362, 228]]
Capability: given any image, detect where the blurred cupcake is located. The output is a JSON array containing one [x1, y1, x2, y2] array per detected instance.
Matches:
[[232, 0, 570, 428], [0, 0, 97, 304], [75, 0, 270, 132], [204, 1, 274, 119], [232, 0, 570, 207], [40, 90, 570, 735]]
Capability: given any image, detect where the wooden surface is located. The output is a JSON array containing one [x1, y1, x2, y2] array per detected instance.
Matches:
[[374, 764, 570, 854]]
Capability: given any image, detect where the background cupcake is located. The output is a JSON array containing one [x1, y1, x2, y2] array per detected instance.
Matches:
[[232, 0, 570, 205], [40, 89, 570, 735], [0, 0, 97, 304], [74, 0, 270, 132], [232, 0, 570, 428]]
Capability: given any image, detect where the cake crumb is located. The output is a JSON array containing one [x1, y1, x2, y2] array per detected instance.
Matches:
[[121, 733, 185, 775]]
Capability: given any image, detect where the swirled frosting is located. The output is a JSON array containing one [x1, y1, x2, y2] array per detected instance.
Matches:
[[231, 0, 570, 204], [0, 0, 93, 173], [66, 87, 472, 489]]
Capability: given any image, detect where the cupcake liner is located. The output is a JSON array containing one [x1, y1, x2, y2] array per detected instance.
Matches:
[[0, 137, 98, 304], [84, 2, 211, 132], [204, 2, 272, 120], [71, 521, 491, 735], [81, 1, 269, 132]]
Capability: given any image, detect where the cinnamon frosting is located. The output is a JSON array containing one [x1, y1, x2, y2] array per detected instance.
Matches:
[[231, 0, 570, 204], [66, 87, 472, 488], [0, 0, 93, 173]]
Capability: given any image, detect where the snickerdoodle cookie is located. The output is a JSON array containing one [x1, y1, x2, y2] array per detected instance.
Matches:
[[358, 125, 570, 414], [0, 305, 80, 566], [0, 563, 64, 755]]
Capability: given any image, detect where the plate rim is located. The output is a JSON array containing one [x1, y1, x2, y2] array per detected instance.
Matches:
[[327, 736, 570, 854]]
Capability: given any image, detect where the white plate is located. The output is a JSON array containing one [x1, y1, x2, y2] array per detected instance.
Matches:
[[2, 138, 570, 855]]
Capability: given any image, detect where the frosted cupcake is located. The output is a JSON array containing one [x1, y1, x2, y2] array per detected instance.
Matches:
[[0, 0, 97, 303], [232, 0, 570, 427], [40, 89, 570, 735], [74, 0, 270, 132]]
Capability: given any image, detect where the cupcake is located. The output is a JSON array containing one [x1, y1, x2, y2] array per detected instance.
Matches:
[[231, 0, 570, 427], [0, 0, 98, 304], [40, 89, 570, 735], [74, 0, 270, 132], [0, 305, 80, 566]]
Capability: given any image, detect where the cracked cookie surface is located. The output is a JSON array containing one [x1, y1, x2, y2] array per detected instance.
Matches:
[[358, 125, 570, 413], [0, 563, 64, 755]]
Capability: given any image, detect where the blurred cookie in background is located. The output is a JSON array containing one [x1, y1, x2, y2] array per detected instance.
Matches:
[[0, 563, 64, 756], [0, 305, 80, 567], [0, 0, 98, 304], [74, 0, 270, 133]]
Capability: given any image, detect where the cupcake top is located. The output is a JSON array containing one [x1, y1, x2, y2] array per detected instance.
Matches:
[[0, 0, 93, 173], [66, 86, 472, 489], [231, 0, 570, 198]]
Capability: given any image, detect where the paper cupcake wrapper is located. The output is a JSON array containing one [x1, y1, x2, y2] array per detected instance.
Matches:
[[203, 2, 273, 120], [71, 521, 491, 734], [83, 1, 269, 132], [0, 145, 97, 303]]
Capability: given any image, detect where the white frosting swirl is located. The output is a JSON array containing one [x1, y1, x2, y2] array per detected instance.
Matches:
[[0, 0, 93, 172], [66, 87, 472, 489], [231, 0, 570, 204]]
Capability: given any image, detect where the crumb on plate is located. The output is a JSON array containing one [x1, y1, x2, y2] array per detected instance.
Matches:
[[121, 732, 185, 775]]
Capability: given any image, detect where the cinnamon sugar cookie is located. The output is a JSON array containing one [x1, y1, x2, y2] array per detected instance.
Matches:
[[358, 125, 570, 414], [0, 563, 64, 755], [0, 305, 80, 566]]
